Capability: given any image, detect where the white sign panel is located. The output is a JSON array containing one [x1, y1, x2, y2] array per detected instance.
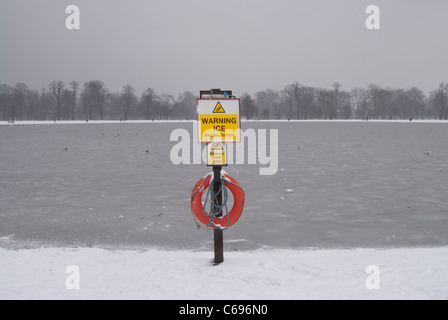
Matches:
[[197, 99, 241, 143]]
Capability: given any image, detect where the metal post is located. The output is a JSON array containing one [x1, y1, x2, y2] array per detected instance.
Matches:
[[199, 89, 233, 265], [213, 165, 224, 264]]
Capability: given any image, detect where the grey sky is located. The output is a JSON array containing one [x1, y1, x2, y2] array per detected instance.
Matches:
[[0, 0, 447, 97]]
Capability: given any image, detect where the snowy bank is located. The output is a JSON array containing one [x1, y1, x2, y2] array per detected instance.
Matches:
[[1, 247, 447, 300], [1, 119, 448, 126]]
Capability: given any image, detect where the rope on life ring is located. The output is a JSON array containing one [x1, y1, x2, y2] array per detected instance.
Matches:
[[190, 171, 245, 230]]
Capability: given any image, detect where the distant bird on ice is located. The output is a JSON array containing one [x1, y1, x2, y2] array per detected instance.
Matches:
[[63, 147, 69, 151], [424, 151, 432, 156]]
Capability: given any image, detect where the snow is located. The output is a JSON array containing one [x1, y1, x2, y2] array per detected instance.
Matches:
[[1, 247, 447, 300], [0, 120, 195, 126], [1, 121, 448, 299], [1, 119, 448, 127]]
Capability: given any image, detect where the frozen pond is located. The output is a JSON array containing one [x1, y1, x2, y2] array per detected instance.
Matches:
[[1, 121, 447, 250]]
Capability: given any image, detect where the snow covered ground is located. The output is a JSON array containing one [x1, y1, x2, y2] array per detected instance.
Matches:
[[1, 246, 447, 300], [1, 121, 447, 300], [1, 119, 448, 127]]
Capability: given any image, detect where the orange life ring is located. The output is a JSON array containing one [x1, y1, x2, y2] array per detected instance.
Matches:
[[191, 173, 245, 229]]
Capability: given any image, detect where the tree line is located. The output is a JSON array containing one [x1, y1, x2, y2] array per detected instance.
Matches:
[[244, 82, 448, 121], [0, 81, 196, 122], [1, 81, 447, 122]]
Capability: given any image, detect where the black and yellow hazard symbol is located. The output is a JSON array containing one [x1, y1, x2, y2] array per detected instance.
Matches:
[[213, 102, 226, 113], [210, 142, 224, 151]]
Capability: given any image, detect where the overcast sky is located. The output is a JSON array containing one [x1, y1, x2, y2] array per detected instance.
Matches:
[[0, 0, 447, 97]]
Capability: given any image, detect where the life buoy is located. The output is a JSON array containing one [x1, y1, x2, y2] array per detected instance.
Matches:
[[191, 173, 245, 229]]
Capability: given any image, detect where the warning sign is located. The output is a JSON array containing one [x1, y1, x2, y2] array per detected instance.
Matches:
[[197, 99, 241, 143], [210, 142, 223, 150], [207, 142, 227, 166], [213, 102, 226, 113]]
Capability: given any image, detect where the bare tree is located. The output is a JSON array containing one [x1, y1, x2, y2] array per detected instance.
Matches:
[[255, 89, 280, 120], [158, 93, 175, 120], [61, 89, 73, 120], [120, 85, 137, 121], [430, 83, 448, 120], [70, 81, 79, 120], [408, 87, 426, 120], [175, 91, 196, 120], [392, 87, 426, 120], [368, 84, 394, 119], [351, 88, 370, 120], [317, 89, 334, 120], [339, 91, 352, 120], [0, 84, 13, 122], [49, 81, 65, 120], [27, 89, 40, 120], [81, 81, 108, 120], [38, 88, 54, 120], [332, 83, 342, 119], [141, 88, 157, 120], [13, 83, 29, 121], [284, 82, 303, 119], [301, 86, 316, 120], [241, 93, 258, 120], [441, 83, 447, 120]]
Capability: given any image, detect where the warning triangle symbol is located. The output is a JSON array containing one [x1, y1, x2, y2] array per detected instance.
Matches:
[[213, 102, 226, 113], [211, 142, 224, 151]]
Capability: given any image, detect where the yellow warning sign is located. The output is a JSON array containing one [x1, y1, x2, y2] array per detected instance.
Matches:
[[199, 114, 239, 142], [207, 143, 227, 166], [197, 99, 241, 143], [208, 151, 226, 166], [213, 102, 226, 113]]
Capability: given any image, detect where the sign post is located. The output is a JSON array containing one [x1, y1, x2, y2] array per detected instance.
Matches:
[[212, 165, 224, 264], [197, 89, 241, 265]]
